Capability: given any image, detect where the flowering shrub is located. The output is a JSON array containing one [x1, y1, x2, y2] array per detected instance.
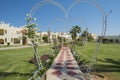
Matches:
[[29, 57, 36, 64]]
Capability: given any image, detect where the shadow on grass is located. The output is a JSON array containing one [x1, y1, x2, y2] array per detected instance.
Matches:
[[0, 72, 32, 77], [92, 58, 120, 72]]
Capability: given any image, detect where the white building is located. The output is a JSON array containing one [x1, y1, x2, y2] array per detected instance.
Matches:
[[0, 22, 22, 45], [90, 33, 98, 41], [37, 31, 72, 43], [104, 35, 120, 43]]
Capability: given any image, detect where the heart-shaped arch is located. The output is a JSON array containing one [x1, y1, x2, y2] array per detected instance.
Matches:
[[28, 0, 106, 37], [26, 0, 106, 79]]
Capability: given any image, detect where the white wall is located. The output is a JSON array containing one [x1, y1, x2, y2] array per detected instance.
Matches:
[[104, 35, 120, 43], [0, 22, 22, 45]]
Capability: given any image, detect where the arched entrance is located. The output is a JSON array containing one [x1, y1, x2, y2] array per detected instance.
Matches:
[[0, 39, 4, 44], [25, 0, 106, 80]]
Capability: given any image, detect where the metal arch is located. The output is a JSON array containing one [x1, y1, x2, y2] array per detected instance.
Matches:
[[67, 0, 106, 78], [29, 0, 67, 18], [67, 0, 106, 36], [27, 0, 107, 79], [27, 1, 68, 79], [49, 18, 66, 28], [28, 0, 68, 34]]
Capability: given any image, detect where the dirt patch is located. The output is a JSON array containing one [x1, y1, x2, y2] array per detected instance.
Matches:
[[91, 73, 107, 80], [83, 73, 107, 80]]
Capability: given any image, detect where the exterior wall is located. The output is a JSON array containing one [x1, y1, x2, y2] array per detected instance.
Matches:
[[104, 35, 120, 43], [0, 22, 22, 45], [90, 33, 98, 41], [37, 32, 72, 43]]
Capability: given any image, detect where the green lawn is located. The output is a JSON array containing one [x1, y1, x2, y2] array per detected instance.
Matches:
[[0, 46, 51, 80], [0, 43, 120, 80], [75, 43, 120, 80]]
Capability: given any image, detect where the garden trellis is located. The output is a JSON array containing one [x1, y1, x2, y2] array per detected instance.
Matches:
[[26, 0, 107, 80]]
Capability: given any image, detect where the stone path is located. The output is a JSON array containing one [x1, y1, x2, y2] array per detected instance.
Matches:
[[46, 46, 85, 80]]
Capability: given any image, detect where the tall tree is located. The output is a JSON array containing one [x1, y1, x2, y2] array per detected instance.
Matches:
[[81, 28, 89, 38], [81, 28, 94, 42], [70, 25, 81, 41], [42, 35, 49, 43]]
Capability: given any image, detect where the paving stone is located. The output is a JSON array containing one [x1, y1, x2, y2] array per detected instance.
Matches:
[[46, 47, 85, 80]]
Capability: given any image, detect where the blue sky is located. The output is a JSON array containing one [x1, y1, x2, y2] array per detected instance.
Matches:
[[0, 0, 120, 36]]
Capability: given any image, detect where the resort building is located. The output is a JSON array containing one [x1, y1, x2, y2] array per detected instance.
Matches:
[[0, 22, 22, 45], [37, 31, 72, 43], [104, 35, 120, 43], [90, 33, 98, 41]]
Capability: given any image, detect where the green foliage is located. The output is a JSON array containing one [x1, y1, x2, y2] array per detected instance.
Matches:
[[81, 30, 89, 38], [70, 25, 81, 41], [7, 42, 10, 46], [42, 35, 48, 43], [81, 28, 94, 42], [26, 23, 36, 39], [102, 38, 110, 43], [87, 34, 94, 42], [57, 36, 62, 42], [77, 41, 83, 46]]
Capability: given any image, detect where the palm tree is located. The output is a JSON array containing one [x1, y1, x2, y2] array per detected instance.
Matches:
[[81, 28, 89, 38], [70, 25, 81, 42]]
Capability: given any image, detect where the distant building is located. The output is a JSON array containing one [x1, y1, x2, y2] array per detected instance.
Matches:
[[37, 31, 72, 43], [104, 35, 120, 43], [90, 33, 98, 41], [0, 22, 22, 45]]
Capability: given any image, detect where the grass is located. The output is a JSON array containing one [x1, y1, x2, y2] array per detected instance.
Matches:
[[0, 46, 51, 80], [0, 43, 120, 80], [75, 42, 120, 80]]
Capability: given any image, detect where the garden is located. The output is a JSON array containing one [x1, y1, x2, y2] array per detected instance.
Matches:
[[0, 43, 120, 80]]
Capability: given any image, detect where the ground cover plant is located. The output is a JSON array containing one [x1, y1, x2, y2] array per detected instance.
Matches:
[[0, 43, 120, 80]]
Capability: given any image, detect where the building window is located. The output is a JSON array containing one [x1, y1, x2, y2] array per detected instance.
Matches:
[[0, 29, 4, 35], [0, 39, 4, 44], [14, 38, 20, 44], [116, 39, 118, 43], [11, 38, 13, 43], [110, 39, 114, 42], [5, 38, 7, 42]]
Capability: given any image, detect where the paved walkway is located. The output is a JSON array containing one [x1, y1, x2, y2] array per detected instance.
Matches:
[[0, 44, 49, 50], [46, 46, 85, 80]]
